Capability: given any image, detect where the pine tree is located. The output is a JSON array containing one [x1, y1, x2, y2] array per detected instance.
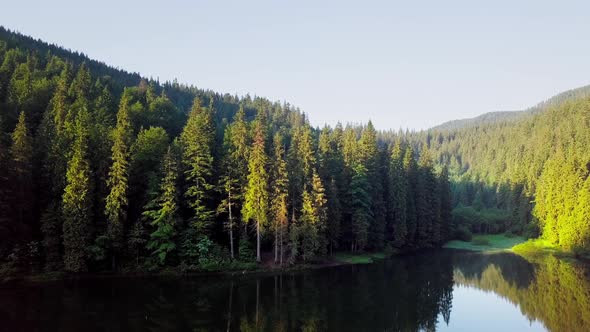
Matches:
[[0, 115, 12, 255], [105, 89, 132, 268], [403, 146, 418, 246], [143, 147, 179, 266], [270, 133, 289, 264], [298, 126, 316, 185], [297, 172, 327, 262], [62, 108, 93, 272], [389, 142, 407, 248], [438, 166, 452, 243], [359, 121, 385, 249], [217, 106, 250, 259], [350, 163, 371, 252], [180, 97, 215, 233], [230, 105, 250, 195], [10, 111, 33, 239], [326, 177, 342, 255], [37, 67, 71, 269], [242, 116, 269, 263], [7, 64, 32, 124], [416, 149, 437, 247], [299, 189, 318, 262], [311, 171, 328, 256]]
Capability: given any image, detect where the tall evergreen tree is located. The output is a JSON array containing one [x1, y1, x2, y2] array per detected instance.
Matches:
[[416, 149, 437, 247], [180, 97, 215, 236], [326, 177, 342, 255], [242, 116, 269, 263], [62, 108, 93, 272], [10, 111, 33, 240], [270, 133, 289, 264], [403, 146, 418, 246], [389, 141, 407, 248], [350, 163, 371, 252], [0, 115, 11, 255], [217, 106, 250, 259], [105, 89, 132, 268], [438, 166, 452, 243], [143, 147, 179, 266]]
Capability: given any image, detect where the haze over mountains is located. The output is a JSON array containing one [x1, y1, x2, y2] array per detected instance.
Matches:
[[431, 84, 590, 131]]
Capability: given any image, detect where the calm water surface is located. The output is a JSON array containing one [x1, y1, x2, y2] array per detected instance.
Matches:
[[2, 250, 589, 332]]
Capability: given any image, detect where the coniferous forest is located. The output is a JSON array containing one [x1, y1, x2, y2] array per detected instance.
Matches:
[[0, 27, 452, 274], [1, 25, 590, 277]]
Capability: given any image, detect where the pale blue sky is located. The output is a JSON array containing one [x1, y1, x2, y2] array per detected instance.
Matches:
[[2, 0, 590, 130]]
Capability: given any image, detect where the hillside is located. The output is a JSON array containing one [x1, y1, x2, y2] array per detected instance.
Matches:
[[431, 110, 527, 131], [430, 84, 590, 131], [408, 84, 590, 252], [0, 27, 452, 275]]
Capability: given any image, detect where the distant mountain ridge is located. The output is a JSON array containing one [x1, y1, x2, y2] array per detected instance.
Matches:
[[430, 84, 590, 131]]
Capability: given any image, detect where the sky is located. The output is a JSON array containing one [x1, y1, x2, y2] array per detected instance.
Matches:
[[2, 0, 590, 130]]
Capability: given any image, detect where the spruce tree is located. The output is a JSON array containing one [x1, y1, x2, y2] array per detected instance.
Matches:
[[242, 116, 269, 263], [143, 147, 179, 266], [416, 149, 436, 247], [299, 189, 318, 262], [62, 108, 93, 272], [180, 97, 215, 262], [10, 111, 33, 239], [270, 133, 289, 264], [403, 146, 418, 246], [0, 115, 12, 255], [389, 142, 407, 248], [217, 106, 250, 259], [311, 171, 328, 256], [326, 178, 342, 255], [350, 163, 371, 251], [105, 89, 132, 268], [438, 166, 452, 243]]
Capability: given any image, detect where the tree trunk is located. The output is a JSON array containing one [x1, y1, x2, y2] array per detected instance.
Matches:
[[228, 194, 234, 259], [274, 221, 278, 263], [256, 219, 261, 263], [280, 225, 284, 266]]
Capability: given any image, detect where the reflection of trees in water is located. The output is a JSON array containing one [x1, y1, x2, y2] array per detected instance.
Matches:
[[3, 253, 589, 331], [0, 253, 455, 331], [454, 252, 590, 332], [452, 251, 536, 289]]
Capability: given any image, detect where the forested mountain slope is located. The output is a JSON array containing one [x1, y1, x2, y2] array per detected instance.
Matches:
[[0, 27, 452, 275], [431, 111, 527, 131], [431, 84, 590, 131], [408, 88, 590, 252]]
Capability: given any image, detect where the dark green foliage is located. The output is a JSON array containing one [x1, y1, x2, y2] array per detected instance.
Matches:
[[0, 28, 458, 275], [143, 147, 179, 267], [242, 115, 269, 263], [388, 142, 407, 248], [10, 111, 33, 242], [62, 108, 93, 272], [180, 97, 215, 234], [105, 89, 132, 262], [350, 163, 371, 251]]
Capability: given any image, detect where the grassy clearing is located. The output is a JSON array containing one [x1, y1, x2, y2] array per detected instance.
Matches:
[[512, 239, 590, 262], [333, 252, 386, 264], [443, 234, 526, 252]]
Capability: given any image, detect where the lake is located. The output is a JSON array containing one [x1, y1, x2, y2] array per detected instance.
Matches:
[[2, 250, 589, 332]]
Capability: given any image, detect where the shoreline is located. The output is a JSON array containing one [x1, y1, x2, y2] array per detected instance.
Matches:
[[0, 251, 391, 286]]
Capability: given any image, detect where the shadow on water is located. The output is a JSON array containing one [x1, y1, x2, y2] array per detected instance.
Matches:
[[1, 250, 589, 331]]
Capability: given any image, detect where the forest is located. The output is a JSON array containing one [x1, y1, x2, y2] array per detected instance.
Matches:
[[403, 87, 590, 253], [0, 27, 452, 274], [2, 25, 590, 276]]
